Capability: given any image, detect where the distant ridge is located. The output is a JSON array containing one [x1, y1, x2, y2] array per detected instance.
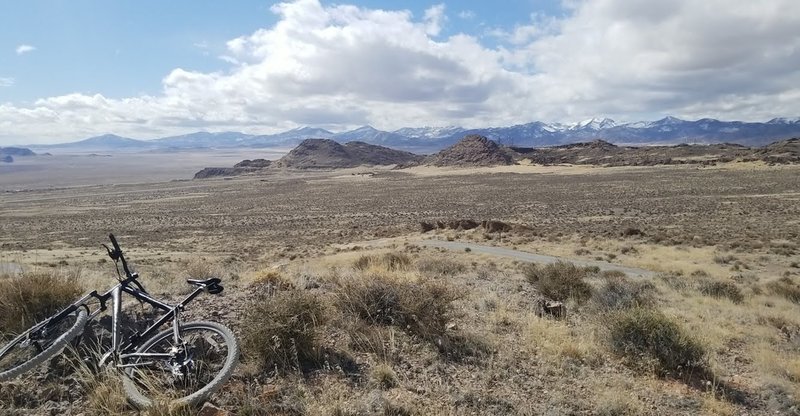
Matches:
[[192, 136, 800, 179], [30, 116, 800, 153]]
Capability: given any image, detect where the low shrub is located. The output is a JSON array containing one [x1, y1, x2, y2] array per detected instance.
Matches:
[[698, 280, 744, 303], [337, 274, 461, 345], [353, 253, 411, 272], [241, 290, 328, 372], [608, 308, 706, 377], [593, 276, 656, 310], [0, 271, 83, 335], [370, 363, 399, 389], [415, 257, 466, 277], [523, 261, 593, 303], [766, 277, 800, 303]]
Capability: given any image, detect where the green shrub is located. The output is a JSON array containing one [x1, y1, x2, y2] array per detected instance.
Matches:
[[593, 276, 656, 310], [523, 261, 593, 303], [241, 290, 328, 372], [0, 271, 83, 335], [608, 308, 705, 377], [698, 280, 744, 303]]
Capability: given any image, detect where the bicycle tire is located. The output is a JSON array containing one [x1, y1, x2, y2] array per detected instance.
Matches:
[[0, 307, 89, 381], [121, 321, 239, 409]]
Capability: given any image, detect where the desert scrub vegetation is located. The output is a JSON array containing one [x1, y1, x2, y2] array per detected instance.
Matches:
[[0, 270, 83, 335], [608, 308, 706, 378], [353, 252, 411, 272], [698, 279, 744, 303], [414, 256, 466, 276], [592, 275, 657, 310], [765, 276, 800, 303], [241, 289, 329, 372], [523, 261, 593, 303], [335, 273, 461, 345]]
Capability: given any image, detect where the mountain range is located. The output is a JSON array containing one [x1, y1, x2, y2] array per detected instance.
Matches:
[[25, 117, 800, 153]]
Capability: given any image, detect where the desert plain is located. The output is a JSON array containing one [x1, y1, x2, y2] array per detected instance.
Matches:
[[1, 150, 800, 415]]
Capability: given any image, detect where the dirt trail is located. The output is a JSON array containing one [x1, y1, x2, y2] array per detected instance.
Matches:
[[420, 239, 656, 277]]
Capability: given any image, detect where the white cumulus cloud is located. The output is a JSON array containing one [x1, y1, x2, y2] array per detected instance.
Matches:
[[1, 0, 800, 144], [0, 77, 14, 87], [15, 44, 36, 55]]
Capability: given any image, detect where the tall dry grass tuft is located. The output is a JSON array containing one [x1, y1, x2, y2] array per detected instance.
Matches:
[[353, 253, 411, 272], [336, 273, 460, 345], [0, 270, 83, 335], [241, 290, 329, 373]]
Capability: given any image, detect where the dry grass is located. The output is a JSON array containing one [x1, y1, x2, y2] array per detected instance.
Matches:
[[335, 269, 461, 346], [698, 280, 744, 303], [592, 275, 657, 310], [523, 261, 593, 303], [0, 269, 83, 335], [241, 289, 329, 373], [765, 276, 800, 303], [608, 308, 707, 378]]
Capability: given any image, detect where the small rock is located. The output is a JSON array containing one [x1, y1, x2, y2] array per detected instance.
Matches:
[[197, 402, 230, 416]]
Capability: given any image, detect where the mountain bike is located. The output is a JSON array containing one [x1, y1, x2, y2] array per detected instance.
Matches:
[[0, 234, 239, 409]]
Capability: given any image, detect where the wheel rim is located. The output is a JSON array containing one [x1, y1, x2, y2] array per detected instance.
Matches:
[[0, 313, 80, 374], [124, 326, 232, 403]]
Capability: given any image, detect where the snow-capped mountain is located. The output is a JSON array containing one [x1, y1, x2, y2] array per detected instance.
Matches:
[[29, 117, 800, 152], [571, 118, 616, 130], [392, 126, 466, 139]]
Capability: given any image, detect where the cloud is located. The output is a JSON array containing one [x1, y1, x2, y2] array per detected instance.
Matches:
[[423, 4, 447, 36], [516, 0, 800, 121], [15, 44, 36, 55], [0, 77, 14, 87], [1, 0, 800, 144], [458, 10, 475, 20]]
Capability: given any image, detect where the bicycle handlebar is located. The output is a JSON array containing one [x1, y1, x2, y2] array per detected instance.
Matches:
[[107, 233, 151, 294]]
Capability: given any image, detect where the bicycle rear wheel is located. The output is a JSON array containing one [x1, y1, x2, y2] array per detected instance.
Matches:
[[121, 321, 239, 409], [0, 307, 89, 381]]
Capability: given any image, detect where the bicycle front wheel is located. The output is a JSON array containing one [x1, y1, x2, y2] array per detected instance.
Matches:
[[121, 321, 239, 409], [0, 307, 89, 381]]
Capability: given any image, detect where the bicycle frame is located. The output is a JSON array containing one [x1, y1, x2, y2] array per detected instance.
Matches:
[[47, 272, 212, 369]]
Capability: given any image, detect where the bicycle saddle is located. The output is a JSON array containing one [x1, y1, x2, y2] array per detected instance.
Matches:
[[186, 278, 223, 294]]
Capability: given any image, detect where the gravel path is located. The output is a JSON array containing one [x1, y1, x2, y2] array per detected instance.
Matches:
[[420, 239, 656, 278]]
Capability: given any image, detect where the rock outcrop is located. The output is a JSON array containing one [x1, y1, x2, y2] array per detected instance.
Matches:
[[274, 139, 422, 169], [427, 135, 514, 167]]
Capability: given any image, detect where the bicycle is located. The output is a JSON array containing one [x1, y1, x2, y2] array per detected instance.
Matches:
[[0, 233, 239, 409]]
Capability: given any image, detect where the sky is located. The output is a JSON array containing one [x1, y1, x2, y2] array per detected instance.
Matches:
[[1, 0, 799, 145]]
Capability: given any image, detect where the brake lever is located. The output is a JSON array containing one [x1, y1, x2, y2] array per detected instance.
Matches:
[[102, 244, 120, 260]]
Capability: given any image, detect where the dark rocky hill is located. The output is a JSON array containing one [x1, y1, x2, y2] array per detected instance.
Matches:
[[0, 147, 35, 157], [513, 138, 800, 166], [193, 167, 250, 179], [234, 159, 272, 168], [426, 135, 514, 167], [274, 139, 422, 169]]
